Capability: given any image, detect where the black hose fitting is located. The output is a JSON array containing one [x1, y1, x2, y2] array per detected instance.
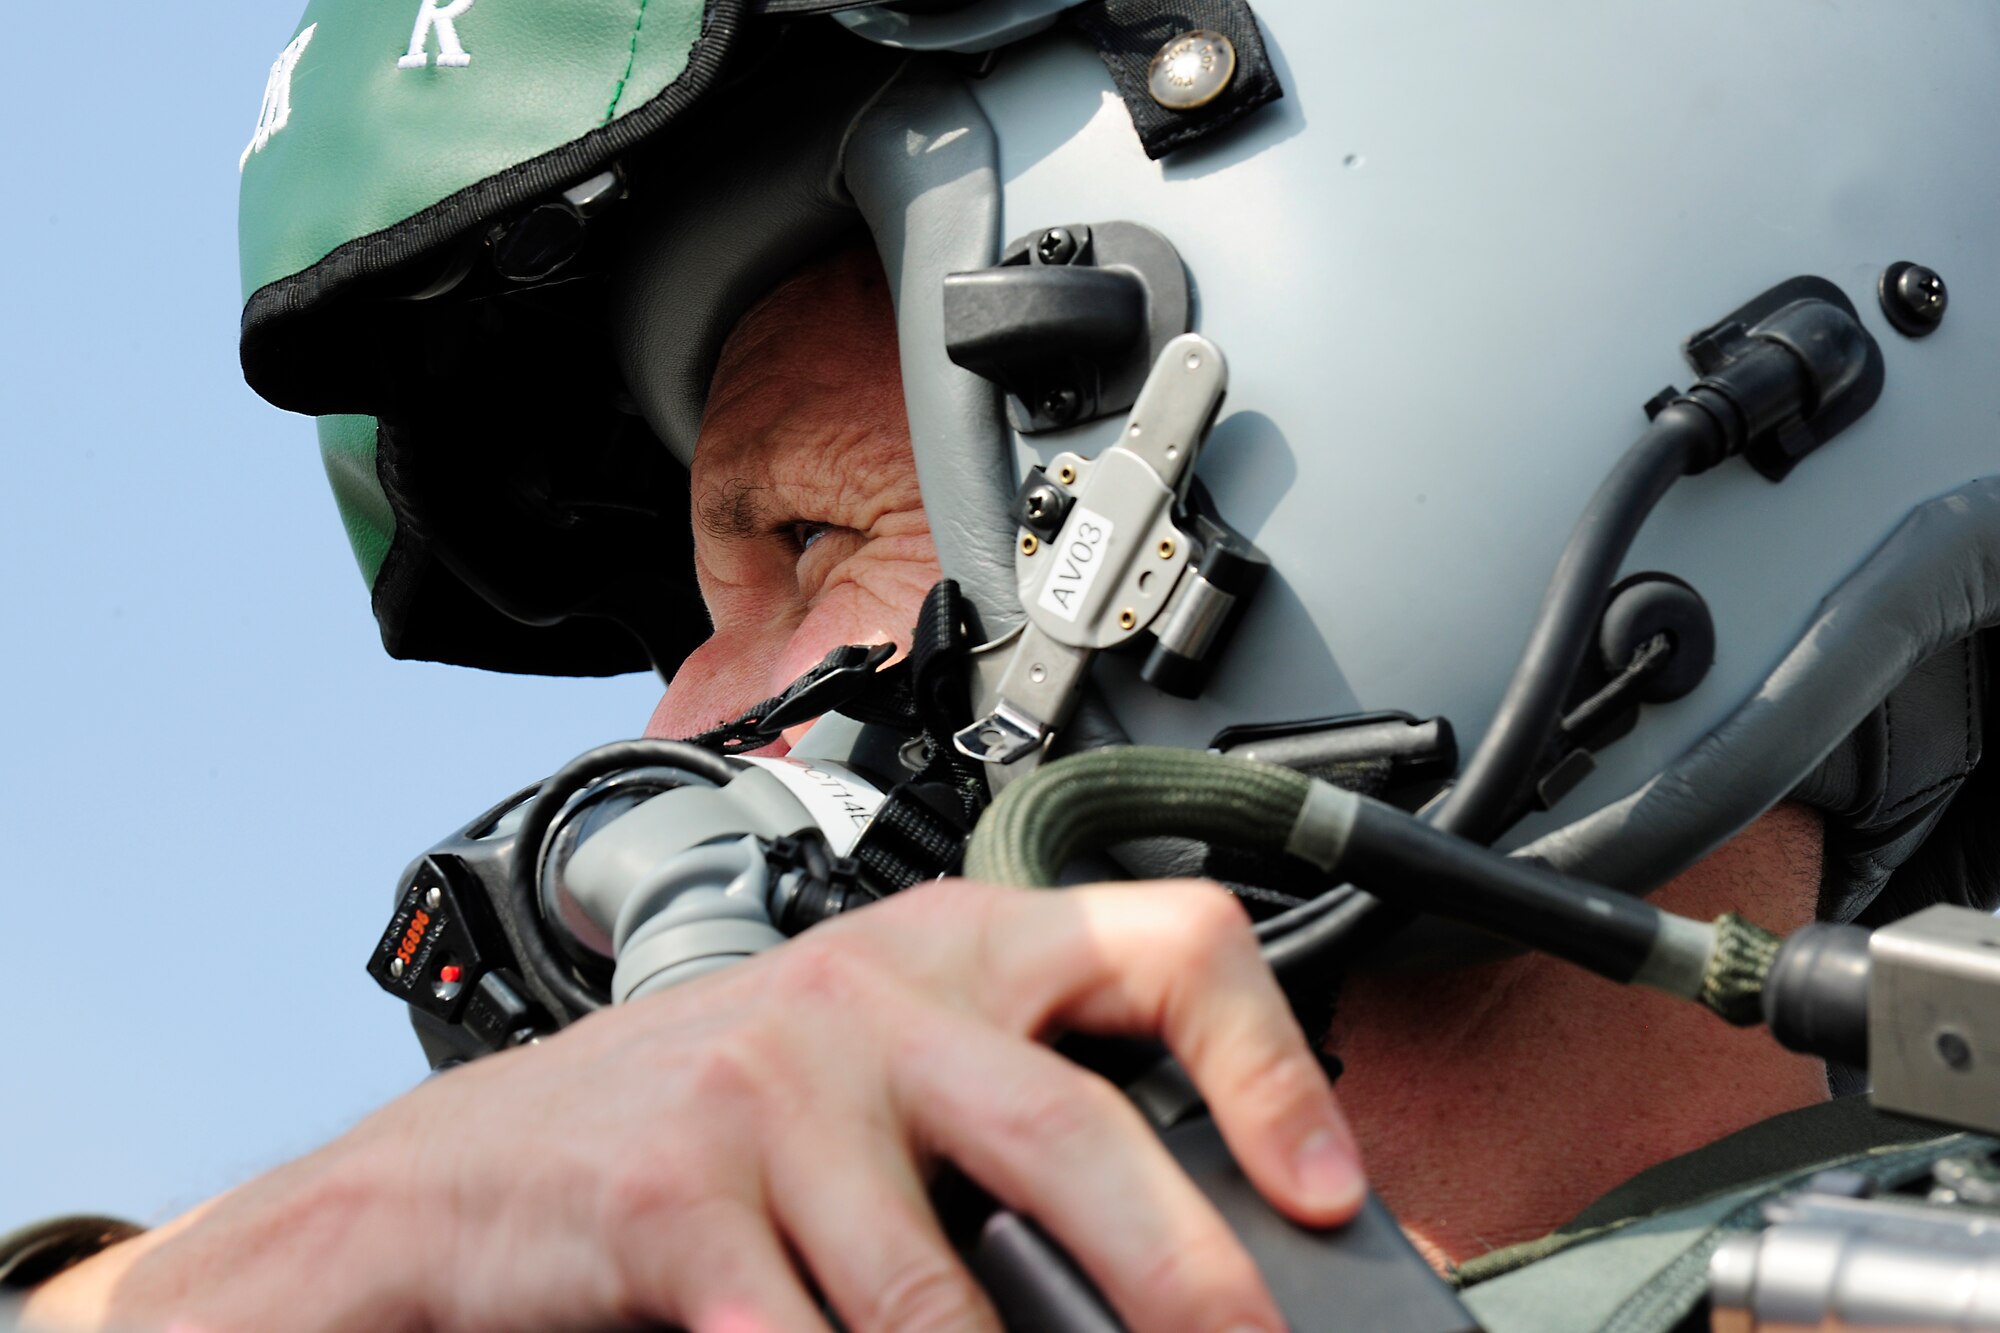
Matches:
[[1426, 410, 1701, 845], [1762, 922, 1871, 1068], [1680, 278, 1882, 481], [1274, 277, 1882, 974], [767, 833, 872, 935]]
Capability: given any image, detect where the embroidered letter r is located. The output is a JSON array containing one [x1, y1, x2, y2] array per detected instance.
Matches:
[[397, 0, 477, 69]]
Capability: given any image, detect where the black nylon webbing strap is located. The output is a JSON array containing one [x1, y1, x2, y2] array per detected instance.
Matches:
[[1067, 0, 1283, 160], [853, 784, 975, 891], [851, 582, 988, 891], [677, 581, 981, 756]]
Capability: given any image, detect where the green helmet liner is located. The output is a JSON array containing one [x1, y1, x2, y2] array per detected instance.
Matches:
[[240, 0, 754, 675]]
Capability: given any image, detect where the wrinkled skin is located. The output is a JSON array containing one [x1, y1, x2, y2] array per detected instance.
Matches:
[[26, 247, 1827, 1332], [30, 880, 1354, 1333], [645, 250, 937, 749]]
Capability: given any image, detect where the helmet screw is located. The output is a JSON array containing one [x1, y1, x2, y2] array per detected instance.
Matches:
[[1020, 533, 1040, 556], [1036, 227, 1078, 265], [1022, 482, 1063, 521], [389, 957, 406, 979], [1879, 261, 1948, 338], [1902, 267, 1947, 314], [1118, 608, 1137, 630], [1038, 387, 1081, 424], [424, 886, 443, 911]]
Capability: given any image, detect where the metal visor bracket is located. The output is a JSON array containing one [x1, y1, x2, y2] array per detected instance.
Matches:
[[954, 333, 1227, 766]]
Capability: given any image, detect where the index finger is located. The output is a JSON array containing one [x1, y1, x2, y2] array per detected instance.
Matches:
[[973, 878, 1368, 1228]]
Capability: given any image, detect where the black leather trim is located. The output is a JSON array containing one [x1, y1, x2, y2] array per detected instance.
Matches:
[[1520, 475, 2000, 919], [241, 0, 750, 414], [1791, 635, 1987, 921]]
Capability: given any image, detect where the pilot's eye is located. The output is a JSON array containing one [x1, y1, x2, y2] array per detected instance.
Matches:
[[789, 521, 832, 554]]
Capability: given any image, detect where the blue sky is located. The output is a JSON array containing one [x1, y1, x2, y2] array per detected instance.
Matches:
[[0, 2, 660, 1223]]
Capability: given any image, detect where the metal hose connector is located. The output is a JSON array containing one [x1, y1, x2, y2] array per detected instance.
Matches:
[[1701, 912, 1783, 1025]]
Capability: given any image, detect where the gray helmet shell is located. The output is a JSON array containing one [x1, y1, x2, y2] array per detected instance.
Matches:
[[805, 5, 2000, 909], [242, 0, 2000, 929]]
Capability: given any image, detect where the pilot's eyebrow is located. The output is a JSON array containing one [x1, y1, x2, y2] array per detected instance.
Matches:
[[695, 477, 770, 541]]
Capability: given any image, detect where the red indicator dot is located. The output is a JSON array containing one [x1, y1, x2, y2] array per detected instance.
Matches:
[[439, 965, 463, 984]]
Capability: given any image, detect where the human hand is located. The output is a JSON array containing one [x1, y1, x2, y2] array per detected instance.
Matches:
[[24, 878, 1364, 1332]]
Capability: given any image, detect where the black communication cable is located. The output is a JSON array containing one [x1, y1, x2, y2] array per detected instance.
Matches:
[[1263, 276, 1880, 974], [1427, 402, 1722, 844], [1261, 887, 1373, 983], [1252, 881, 1358, 943], [1256, 404, 1722, 976]]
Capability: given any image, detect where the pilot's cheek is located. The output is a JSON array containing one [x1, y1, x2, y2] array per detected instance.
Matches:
[[764, 535, 940, 691], [644, 534, 940, 750]]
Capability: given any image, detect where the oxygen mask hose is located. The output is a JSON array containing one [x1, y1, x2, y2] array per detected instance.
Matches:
[[964, 746, 1782, 1024], [506, 740, 743, 1021]]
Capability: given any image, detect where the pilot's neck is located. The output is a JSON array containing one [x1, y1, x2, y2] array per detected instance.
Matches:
[[1324, 801, 1830, 1269]]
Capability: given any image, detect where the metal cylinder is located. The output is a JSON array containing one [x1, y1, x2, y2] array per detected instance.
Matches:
[[1711, 1219, 2000, 1331]]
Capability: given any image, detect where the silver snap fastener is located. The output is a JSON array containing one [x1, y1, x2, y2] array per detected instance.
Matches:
[[1148, 29, 1237, 111]]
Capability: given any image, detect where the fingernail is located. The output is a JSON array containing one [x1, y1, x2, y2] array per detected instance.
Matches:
[[1293, 1128, 1364, 1211]]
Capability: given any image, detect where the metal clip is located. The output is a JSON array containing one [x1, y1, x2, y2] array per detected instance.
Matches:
[[955, 334, 1228, 765], [1710, 1178, 2000, 1332]]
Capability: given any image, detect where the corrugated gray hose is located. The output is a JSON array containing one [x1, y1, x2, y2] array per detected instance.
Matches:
[[964, 747, 1780, 1025]]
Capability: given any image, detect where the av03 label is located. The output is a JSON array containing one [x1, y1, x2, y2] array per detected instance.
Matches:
[[1036, 506, 1116, 623]]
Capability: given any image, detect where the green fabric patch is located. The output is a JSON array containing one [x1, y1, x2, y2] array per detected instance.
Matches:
[[1459, 1123, 1993, 1333], [237, 0, 704, 300], [318, 414, 394, 586], [1451, 1096, 1951, 1290]]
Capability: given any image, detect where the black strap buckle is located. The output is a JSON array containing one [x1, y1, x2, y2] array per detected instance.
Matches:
[[760, 642, 899, 732]]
